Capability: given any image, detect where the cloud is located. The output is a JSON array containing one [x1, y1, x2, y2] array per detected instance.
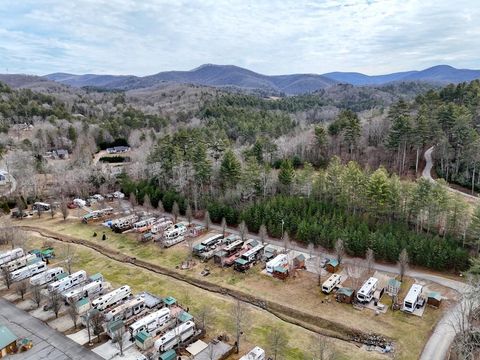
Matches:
[[0, 0, 479, 75]]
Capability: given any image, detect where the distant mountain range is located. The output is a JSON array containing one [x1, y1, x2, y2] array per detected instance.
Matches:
[[39, 64, 480, 95]]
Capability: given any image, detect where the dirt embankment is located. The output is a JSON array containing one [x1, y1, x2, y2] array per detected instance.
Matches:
[[18, 225, 391, 348]]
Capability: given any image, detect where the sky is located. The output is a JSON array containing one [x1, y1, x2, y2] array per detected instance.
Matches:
[[0, 0, 479, 76]]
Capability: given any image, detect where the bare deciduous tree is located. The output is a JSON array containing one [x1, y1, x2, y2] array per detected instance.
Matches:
[[232, 300, 248, 353], [172, 201, 180, 223], [221, 217, 227, 237], [316, 251, 323, 286], [60, 199, 69, 221], [91, 311, 104, 343], [334, 239, 345, 265], [398, 248, 409, 281], [1, 267, 13, 289], [15, 280, 28, 300], [186, 203, 193, 226], [68, 305, 79, 329], [310, 334, 335, 360], [365, 248, 375, 275], [267, 325, 288, 360], [62, 244, 75, 274], [112, 324, 126, 356], [307, 243, 314, 259], [204, 210, 211, 230], [31, 284, 42, 308], [197, 304, 215, 331], [238, 221, 247, 241], [49, 291, 62, 319], [129, 192, 137, 209], [157, 200, 165, 214], [258, 223, 267, 246], [143, 194, 152, 210], [346, 258, 366, 290], [282, 231, 290, 252]]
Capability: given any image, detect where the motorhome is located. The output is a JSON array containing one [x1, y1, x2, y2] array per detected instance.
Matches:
[[240, 347, 266, 360], [129, 307, 171, 338], [356, 277, 378, 303], [234, 244, 264, 272], [266, 254, 288, 274], [224, 246, 250, 267], [48, 270, 87, 293], [0, 248, 24, 266], [201, 234, 223, 248], [154, 321, 196, 352], [223, 239, 244, 255], [91, 285, 131, 311], [2, 254, 38, 272], [162, 223, 188, 247], [403, 284, 423, 313], [151, 218, 173, 234], [82, 207, 114, 223], [111, 215, 139, 233], [64, 279, 105, 304], [30, 267, 64, 286], [322, 274, 342, 294], [32, 202, 51, 212], [10, 261, 47, 282], [105, 295, 146, 322], [133, 218, 157, 233]]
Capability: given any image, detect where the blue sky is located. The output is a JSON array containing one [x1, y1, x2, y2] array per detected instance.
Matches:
[[0, 0, 479, 76]]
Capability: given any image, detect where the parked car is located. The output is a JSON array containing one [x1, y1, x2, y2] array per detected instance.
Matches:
[[113, 191, 125, 199], [73, 198, 87, 207], [67, 202, 77, 209], [92, 194, 104, 201]]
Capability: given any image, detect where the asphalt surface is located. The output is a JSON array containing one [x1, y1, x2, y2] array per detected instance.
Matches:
[[0, 298, 102, 360]]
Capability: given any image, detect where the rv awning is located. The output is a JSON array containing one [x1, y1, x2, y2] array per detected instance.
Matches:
[[274, 266, 288, 273], [235, 258, 248, 265]]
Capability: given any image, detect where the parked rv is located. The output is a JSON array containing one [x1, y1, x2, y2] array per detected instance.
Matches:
[[322, 274, 342, 294], [32, 202, 51, 212], [133, 218, 157, 233], [91, 285, 131, 311], [162, 223, 187, 247], [154, 321, 196, 352], [403, 284, 423, 313], [1, 254, 38, 272], [357, 277, 378, 303], [129, 307, 171, 339], [30, 267, 64, 286], [48, 270, 88, 293], [10, 261, 47, 282], [266, 254, 288, 274], [234, 244, 264, 272], [151, 218, 173, 234], [64, 279, 105, 304], [105, 295, 146, 323], [240, 347, 266, 360], [0, 248, 24, 266]]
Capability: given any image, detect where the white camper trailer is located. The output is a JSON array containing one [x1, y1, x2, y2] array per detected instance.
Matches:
[[10, 261, 47, 282], [266, 254, 288, 273], [64, 279, 105, 304], [105, 295, 146, 322], [322, 274, 342, 294], [403, 284, 423, 313], [154, 321, 196, 352], [133, 218, 156, 232], [48, 270, 87, 293], [151, 219, 173, 234], [2, 254, 38, 272], [30, 267, 64, 286], [0, 248, 24, 266], [91, 285, 131, 311], [240, 347, 266, 360], [356, 277, 378, 303], [129, 307, 171, 338]]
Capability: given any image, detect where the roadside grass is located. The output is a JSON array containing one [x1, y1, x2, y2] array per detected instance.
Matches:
[[10, 233, 382, 360], [18, 216, 449, 359]]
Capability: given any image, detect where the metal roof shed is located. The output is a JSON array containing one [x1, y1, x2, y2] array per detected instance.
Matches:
[[160, 349, 177, 360], [0, 325, 17, 350], [163, 296, 177, 306], [178, 311, 193, 323]]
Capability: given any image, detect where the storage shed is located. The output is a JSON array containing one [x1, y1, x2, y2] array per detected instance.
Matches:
[[325, 259, 339, 273], [427, 292, 442, 308], [0, 325, 17, 358], [75, 298, 91, 314], [106, 319, 124, 339], [335, 287, 355, 304], [386, 278, 401, 296], [178, 311, 193, 323], [159, 349, 177, 360], [135, 330, 153, 350], [293, 254, 306, 270], [163, 296, 177, 307]]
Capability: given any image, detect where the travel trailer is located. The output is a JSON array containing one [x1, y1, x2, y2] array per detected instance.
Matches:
[[64, 279, 105, 304], [240, 347, 266, 360], [133, 218, 157, 233], [105, 295, 146, 322], [30, 267, 65, 286], [356, 277, 378, 303], [151, 218, 173, 234], [234, 244, 264, 272], [322, 274, 342, 294], [403, 284, 423, 313], [162, 223, 188, 247], [10, 261, 47, 282], [266, 254, 288, 273], [91, 285, 131, 311], [154, 321, 196, 352], [129, 307, 171, 338], [48, 270, 88, 293], [32, 202, 51, 212], [1, 254, 38, 272], [0, 248, 24, 266]]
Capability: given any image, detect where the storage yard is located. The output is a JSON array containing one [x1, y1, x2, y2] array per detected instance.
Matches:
[[0, 197, 462, 360]]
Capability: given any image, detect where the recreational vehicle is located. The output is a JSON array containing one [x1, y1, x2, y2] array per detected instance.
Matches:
[[30, 267, 64, 286], [111, 215, 139, 233], [105, 295, 146, 322], [32, 202, 51, 212], [322, 274, 342, 294], [151, 218, 173, 234], [403, 284, 423, 313], [2, 254, 38, 272], [356, 277, 378, 303], [240, 347, 266, 360], [64, 279, 105, 304], [129, 307, 171, 338], [154, 321, 196, 352], [48, 270, 87, 293], [201, 234, 223, 248], [133, 218, 157, 233], [223, 239, 243, 255], [91, 285, 131, 311], [162, 223, 188, 247], [10, 261, 47, 282], [266, 254, 288, 273], [234, 244, 264, 272], [0, 248, 24, 266], [82, 207, 114, 223]]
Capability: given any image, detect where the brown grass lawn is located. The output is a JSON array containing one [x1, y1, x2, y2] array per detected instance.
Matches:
[[12, 216, 456, 360]]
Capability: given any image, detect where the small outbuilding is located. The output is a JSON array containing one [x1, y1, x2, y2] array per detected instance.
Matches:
[[386, 278, 401, 297], [75, 298, 91, 314], [272, 266, 289, 280], [336, 287, 355, 304], [178, 311, 193, 323], [0, 325, 17, 358], [427, 292, 442, 308], [325, 259, 339, 273], [106, 319, 124, 339], [135, 330, 153, 350], [159, 349, 177, 360], [163, 296, 177, 307], [293, 254, 306, 270]]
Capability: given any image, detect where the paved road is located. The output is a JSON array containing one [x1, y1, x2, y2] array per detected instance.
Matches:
[[422, 146, 478, 201], [0, 298, 102, 360]]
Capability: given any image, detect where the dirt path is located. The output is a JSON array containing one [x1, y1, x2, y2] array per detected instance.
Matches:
[[17, 225, 379, 349]]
